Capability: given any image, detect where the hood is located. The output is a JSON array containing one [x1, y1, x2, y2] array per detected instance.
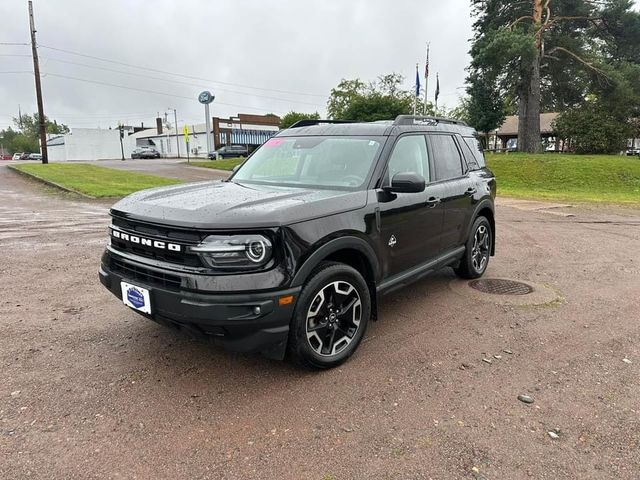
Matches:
[[110, 180, 368, 229]]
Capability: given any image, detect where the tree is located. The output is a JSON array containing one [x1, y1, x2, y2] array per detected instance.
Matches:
[[0, 113, 69, 155], [15, 113, 69, 137], [554, 101, 632, 153], [327, 74, 434, 122], [327, 79, 367, 120], [445, 98, 471, 125], [554, 60, 640, 152], [465, 72, 506, 146], [468, 0, 636, 152], [279, 111, 320, 129]]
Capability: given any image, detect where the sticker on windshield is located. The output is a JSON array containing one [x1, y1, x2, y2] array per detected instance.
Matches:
[[264, 138, 284, 148]]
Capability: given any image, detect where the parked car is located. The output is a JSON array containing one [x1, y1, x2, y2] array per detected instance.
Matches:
[[12, 153, 24, 160], [625, 147, 640, 157], [131, 147, 160, 159], [100, 115, 496, 369], [208, 145, 249, 159], [27, 153, 42, 161]]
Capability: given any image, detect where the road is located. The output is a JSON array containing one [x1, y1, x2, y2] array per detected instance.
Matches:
[[1, 164, 639, 479], [96, 158, 229, 182]]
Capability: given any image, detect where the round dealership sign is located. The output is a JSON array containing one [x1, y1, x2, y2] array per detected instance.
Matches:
[[198, 90, 215, 104]]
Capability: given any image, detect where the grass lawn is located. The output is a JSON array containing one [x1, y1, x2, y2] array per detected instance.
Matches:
[[486, 153, 640, 204], [10, 163, 181, 198], [188, 157, 245, 171]]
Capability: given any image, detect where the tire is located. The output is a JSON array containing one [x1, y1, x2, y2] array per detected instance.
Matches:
[[287, 261, 371, 370], [454, 216, 492, 279]]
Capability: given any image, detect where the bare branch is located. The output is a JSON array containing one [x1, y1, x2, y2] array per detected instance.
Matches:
[[508, 15, 535, 30], [545, 46, 609, 77]]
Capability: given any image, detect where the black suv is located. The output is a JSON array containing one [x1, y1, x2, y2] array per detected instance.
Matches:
[[208, 145, 249, 159], [99, 116, 496, 369]]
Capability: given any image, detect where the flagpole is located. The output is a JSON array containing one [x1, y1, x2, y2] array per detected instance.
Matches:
[[423, 43, 430, 115]]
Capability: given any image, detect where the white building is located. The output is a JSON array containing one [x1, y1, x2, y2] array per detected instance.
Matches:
[[131, 114, 280, 158], [47, 128, 136, 161], [45, 113, 281, 161], [129, 124, 209, 158]]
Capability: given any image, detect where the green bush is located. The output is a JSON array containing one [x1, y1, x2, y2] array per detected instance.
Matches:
[[554, 104, 632, 154]]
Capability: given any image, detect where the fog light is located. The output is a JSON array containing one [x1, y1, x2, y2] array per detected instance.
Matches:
[[253, 306, 261, 315]]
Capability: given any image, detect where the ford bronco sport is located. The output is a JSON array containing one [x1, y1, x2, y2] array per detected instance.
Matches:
[[99, 115, 496, 369]]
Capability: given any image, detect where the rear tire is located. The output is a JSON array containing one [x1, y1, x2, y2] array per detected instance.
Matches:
[[454, 216, 492, 279], [288, 262, 371, 370]]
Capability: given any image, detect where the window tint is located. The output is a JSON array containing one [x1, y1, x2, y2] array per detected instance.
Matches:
[[462, 136, 486, 167], [430, 135, 464, 180], [386, 135, 429, 184]]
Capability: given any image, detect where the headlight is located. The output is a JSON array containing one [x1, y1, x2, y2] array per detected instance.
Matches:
[[189, 234, 273, 270]]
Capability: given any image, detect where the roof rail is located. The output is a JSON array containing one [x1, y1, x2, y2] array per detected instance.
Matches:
[[393, 115, 468, 127], [288, 119, 354, 129]]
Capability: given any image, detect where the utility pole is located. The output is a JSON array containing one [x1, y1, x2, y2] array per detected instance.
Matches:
[[169, 108, 180, 158], [28, 1, 48, 164], [118, 123, 125, 160]]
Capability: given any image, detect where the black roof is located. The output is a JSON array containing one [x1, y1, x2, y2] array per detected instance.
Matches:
[[278, 115, 477, 137]]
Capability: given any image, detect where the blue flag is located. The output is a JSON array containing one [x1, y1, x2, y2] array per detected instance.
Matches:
[[415, 65, 421, 97]]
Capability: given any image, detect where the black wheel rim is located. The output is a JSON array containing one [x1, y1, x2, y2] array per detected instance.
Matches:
[[471, 224, 490, 273], [305, 280, 362, 357]]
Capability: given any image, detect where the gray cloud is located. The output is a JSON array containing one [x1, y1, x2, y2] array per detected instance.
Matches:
[[1, 0, 475, 129]]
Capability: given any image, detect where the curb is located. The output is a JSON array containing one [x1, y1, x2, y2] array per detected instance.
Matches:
[[7, 165, 95, 198]]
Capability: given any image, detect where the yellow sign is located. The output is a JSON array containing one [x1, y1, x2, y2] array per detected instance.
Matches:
[[183, 125, 190, 141]]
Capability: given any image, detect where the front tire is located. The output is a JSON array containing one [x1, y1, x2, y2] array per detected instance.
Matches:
[[288, 262, 371, 369], [454, 216, 492, 279]]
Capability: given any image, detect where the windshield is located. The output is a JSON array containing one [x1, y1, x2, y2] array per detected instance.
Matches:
[[232, 136, 384, 190]]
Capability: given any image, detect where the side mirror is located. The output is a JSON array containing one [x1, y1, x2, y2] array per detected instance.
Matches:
[[385, 172, 426, 193]]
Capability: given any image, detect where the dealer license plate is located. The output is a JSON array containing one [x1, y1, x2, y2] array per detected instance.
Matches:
[[120, 281, 151, 314]]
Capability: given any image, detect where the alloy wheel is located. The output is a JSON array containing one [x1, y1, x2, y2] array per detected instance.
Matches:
[[471, 224, 490, 273], [305, 280, 362, 357]]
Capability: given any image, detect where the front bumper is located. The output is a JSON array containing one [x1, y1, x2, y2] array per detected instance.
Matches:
[[99, 255, 300, 360]]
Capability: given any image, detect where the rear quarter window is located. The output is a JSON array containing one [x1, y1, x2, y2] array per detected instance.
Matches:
[[462, 136, 486, 168]]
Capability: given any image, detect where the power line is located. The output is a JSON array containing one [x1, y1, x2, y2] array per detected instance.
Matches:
[[42, 72, 286, 114], [37, 55, 325, 108], [0, 42, 29, 46], [38, 44, 327, 99], [0, 71, 32, 74]]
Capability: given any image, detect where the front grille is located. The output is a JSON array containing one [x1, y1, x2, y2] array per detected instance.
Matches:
[[110, 257, 182, 290], [110, 216, 203, 267]]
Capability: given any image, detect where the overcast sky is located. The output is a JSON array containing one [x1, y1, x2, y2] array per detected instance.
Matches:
[[1, 1, 477, 130]]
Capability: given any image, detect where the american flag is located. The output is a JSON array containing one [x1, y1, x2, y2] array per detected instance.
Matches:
[[424, 44, 430, 80]]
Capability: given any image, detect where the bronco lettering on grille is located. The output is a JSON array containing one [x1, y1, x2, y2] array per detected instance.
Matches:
[[110, 228, 182, 252]]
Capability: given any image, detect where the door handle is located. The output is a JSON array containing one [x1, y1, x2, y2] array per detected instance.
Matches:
[[464, 187, 477, 196], [426, 196, 441, 208]]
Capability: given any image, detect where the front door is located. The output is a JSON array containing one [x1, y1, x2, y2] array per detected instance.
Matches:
[[377, 134, 445, 278]]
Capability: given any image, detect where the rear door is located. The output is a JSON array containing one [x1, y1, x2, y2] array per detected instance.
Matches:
[[377, 134, 445, 277], [427, 133, 474, 252]]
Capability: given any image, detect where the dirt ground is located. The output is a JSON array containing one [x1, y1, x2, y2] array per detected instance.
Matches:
[[1, 164, 639, 479]]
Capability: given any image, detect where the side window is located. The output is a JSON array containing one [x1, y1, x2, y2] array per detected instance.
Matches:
[[430, 134, 464, 181], [385, 135, 429, 185], [462, 136, 486, 168]]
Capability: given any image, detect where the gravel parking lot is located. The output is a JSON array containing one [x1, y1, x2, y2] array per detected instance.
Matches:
[[1, 164, 639, 479]]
